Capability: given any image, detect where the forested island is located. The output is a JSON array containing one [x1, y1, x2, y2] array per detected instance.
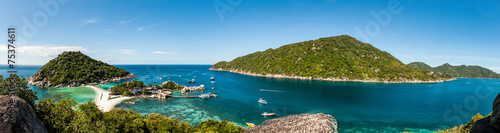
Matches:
[[27, 51, 136, 87], [408, 62, 500, 79], [211, 35, 454, 83]]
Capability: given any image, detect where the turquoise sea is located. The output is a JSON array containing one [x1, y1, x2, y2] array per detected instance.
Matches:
[[2, 65, 500, 132]]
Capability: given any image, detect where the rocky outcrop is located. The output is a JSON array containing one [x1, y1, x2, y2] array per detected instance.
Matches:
[[471, 92, 500, 132], [243, 113, 338, 133], [27, 73, 136, 87], [181, 85, 205, 94], [0, 96, 47, 133], [471, 116, 498, 133], [491, 92, 500, 130]]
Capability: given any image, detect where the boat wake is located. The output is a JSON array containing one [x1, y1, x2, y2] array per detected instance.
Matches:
[[260, 89, 284, 92]]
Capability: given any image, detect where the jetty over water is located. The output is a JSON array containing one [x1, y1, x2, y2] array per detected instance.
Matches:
[[166, 95, 197, 98], [165, 94, 218, 99]]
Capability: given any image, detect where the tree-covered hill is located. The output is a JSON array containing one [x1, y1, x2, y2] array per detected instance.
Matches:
[[211, 35, 453, 83], [408, 62, 500, 78], [27, 51, 135, 87]]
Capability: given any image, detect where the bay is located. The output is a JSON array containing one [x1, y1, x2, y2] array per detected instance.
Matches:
[[2, 65, 499, 132]]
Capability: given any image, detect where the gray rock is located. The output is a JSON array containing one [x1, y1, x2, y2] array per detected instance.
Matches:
[[471, 116, 498, 133], [0, 96, 47, 133], [243, 113, 338, 133], [491, 92, 500, 130]]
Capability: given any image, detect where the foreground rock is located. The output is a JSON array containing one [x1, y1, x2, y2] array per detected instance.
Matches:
[[0, 96, 48, 133], [471, 92, 500, 132], [243, 113, 338, 133], [471, 116, 498, 133]]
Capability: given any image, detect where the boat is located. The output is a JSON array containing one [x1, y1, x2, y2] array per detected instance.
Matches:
[[258, 98, 267, 104], [188, 79, 196, 83], [210, 76, 215, 80], [199, 93, 211, 99], [126, 101, 135, 104], [211, 81, 215, 84], [212, 87, 214, 90], [261, 112, 275, 116], [246, 123, 256, 128]]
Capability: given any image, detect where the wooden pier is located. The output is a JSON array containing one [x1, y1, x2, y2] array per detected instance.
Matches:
[[166, 95, 197, 98], [165, 94, 218, 99]]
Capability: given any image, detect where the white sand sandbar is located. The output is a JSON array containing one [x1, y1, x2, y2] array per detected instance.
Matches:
[[87, 86, 133, 112]]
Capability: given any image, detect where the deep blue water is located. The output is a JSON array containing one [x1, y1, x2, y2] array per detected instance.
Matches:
[[2, 65, 500, 132]]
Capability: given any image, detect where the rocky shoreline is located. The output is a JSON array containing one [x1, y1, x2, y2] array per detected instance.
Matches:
[[209, 68, 455, 83], [243, 113, 338, 133], [26, 73, 137, 88]]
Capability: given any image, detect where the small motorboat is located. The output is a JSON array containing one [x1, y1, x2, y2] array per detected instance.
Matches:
[[246, 123, 256, 128], [210, 76, 215, 80], [199, 93, 211, 99], [258, 98, 267, 104], [261, 112, 275, 116], [211, 81, 215, 84], [212, 87, 215, 90], [188, 79, 196, 83]]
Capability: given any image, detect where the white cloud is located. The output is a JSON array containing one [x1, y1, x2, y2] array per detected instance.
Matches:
[[137, 21, 168, 31], [0, 45, 87, 57], [152, 51, 180, 54], [119, 17, 138, 24], [80, 18, 98, 26], [110, 49, 136, 54]]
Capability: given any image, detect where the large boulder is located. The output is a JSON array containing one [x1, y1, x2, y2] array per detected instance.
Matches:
[[471, 92, 500, 132], [243, 113, 338, 133], [491, 92, 500, 130], [0, 96, 47, 133], [471, 116, 498, 133]]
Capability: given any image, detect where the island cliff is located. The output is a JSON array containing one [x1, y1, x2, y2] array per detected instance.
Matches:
[[211, 35, 454, 83], [27, 51, 136, 87]]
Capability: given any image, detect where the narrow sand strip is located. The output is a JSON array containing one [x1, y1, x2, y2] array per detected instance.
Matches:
[[87, 86, 133, 112]]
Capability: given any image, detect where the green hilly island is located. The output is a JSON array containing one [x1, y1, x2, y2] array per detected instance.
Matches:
[[27, 51, 135, 87], [211, 35, 453, 83], [408, 62, 500, 78]]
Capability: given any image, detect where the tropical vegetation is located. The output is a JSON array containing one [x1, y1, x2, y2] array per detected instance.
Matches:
[[435, 113, 490, 133], [1, 74, 244, 133], [31, 51, 131, 86], [212, 35, 453, 82], [0, 74, 38, 107], [408, 62, 500, 78]]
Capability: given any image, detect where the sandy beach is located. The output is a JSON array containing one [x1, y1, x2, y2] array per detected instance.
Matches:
[[87, 86, 133, 112]]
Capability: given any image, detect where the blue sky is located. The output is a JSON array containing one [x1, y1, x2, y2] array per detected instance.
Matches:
[[1, 0, 500, 73]]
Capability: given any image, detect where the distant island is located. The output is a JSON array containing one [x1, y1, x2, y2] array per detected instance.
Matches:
[[27, 51, 136, 87], [408, 62, 500, 79], [211, 35, 454, 83]]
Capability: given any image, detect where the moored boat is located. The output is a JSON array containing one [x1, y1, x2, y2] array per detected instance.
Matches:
[[210, 76, 215, 80], [258, 98, 267, 104], [261, 112, 275, 116], [188, 79, 196, 83], [246, 122, 256, 128]]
